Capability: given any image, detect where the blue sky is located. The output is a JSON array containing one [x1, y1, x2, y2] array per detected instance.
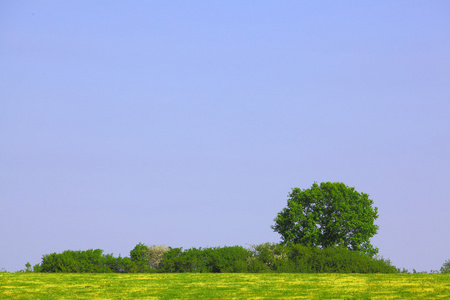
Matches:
[[1, 1, 449, 272]]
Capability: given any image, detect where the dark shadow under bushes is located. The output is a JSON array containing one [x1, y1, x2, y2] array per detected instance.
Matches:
[[32, 243, 399, 273]]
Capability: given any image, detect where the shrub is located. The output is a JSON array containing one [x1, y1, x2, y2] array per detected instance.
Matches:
[[146, 245, 169, 269], [248, 259, 270, 273], [286, 243, 314, 272], [441, 259, 450, 274], [130, 243, 168, 272], [285, 245, 398, 273], [23, 262, 32, 273], [104, 254, 138, 273], [160, 246, 251, 273], [160, 247, 211, 273], [37, 249, 143, 273], [130, 243, 152, 272], [39, 249, 112, 273], [31, 243, 399, 274], [210, 246, 251, 273], [159, 247, 185, 273], [33, 263, 42, 272], [248, 243, 289, 271]]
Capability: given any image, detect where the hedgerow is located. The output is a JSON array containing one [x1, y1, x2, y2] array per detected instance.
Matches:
[[32, 243, 398, 273]]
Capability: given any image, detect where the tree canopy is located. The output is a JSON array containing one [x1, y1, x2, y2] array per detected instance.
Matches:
[[272, 182, 379, 256]]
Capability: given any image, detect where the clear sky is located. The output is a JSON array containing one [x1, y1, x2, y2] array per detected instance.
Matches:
[[1, 1, 449, 273]]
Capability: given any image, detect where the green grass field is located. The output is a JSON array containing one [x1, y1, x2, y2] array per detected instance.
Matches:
[[1, 273, 449, 299]]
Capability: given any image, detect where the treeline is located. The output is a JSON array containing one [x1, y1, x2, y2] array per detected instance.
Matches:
[[27, 243, 399, 273]]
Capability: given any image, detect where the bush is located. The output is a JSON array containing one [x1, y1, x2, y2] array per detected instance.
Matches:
[[155, 243, 398, 273], [39, 249, 112, 273], [248, 259, 271, 273], [160, 246, 251, 273], [287, 244, 314, 272], [160, 247, 209, 273], [210, 246, 251, 273], [441, 259, 450, 274], [33, 263, 42, 272], [248, 243, 289, 272], [285, 245, 398, 273], [31, 243, 399, 274], [130, 243, 168, 272], [145, 245, 169, 269], [37, 249, 143, 273], [104, 254, 138, 273], [130, 243, 152, 272]]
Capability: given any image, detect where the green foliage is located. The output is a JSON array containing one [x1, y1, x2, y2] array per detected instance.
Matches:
[[158, 244, 396, 274], [129, 243, 168, 272], [32, 263, 42, 273], [146, 245, 169, 269], [30, 242, 397, 274], [21, 262, 42, 273], [211, 246, 250, 273], [160, 246, 251, 273], [38, 249, 135, 273], [129, 243, 151, 272], [246, 244, 397, 273], [104, 254, 138, 273], [247, 259, 271, 273], [293, 245, 397, 273], [248, 243, 289, 272], [161, 247, 209, 273], [32, 246, 156, 273], [286, 244, 314, 272], [272, 182, 379, 256], [441, 259, 450, 274], [23, 262, 32, 273]]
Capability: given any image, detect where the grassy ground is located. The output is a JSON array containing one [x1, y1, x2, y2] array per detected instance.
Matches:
[[1, 273, 449, 299]]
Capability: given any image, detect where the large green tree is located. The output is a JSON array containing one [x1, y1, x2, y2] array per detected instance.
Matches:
[[272, 182, 379, 256]]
